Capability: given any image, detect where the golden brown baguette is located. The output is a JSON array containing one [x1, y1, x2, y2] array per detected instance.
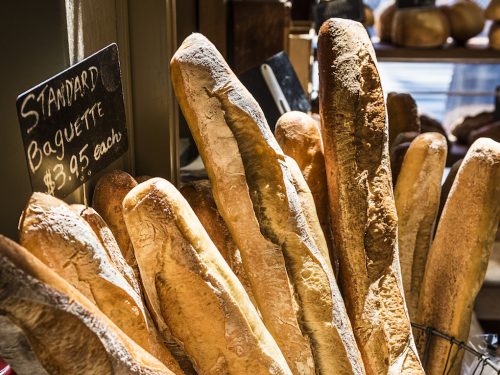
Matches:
[[19, 193, 182, 374], [179, 180, 258, 308], [318, 18, 424, 374], [0, 235, 175, 375], [123, 178, 293, 375], [71, 204, 185, 374], [170, 33, 315, 375], [274, 111, 334, 268], [171, 32, 365, 375], [415, 138, 500, 375], [394, 133, 447, 321], [92, 170, 139, 277]]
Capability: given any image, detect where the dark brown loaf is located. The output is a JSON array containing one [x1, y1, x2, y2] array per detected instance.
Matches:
[[451, 111, 494, 144], [0, 235, 175, 375], [486, 0, 500, 20], [387, 92, 421, 147], [171, 32, 365, 374], [440, 1, 485, 43], [468, 121, 500, 144], [318, 18, 424, 374], [415, 138, 500, 374], [179, 180, 258, 307], [391, 132, 420, 185], [377, 4, 396, 42], [123, 178, 293, 375]]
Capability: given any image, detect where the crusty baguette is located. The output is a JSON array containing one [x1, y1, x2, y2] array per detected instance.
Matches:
[[275, 111, 334, 268], [394, 133, 447, 321], [123, 178, 293, 375], [71, 204, 185, 374], [19, 193, 182, 374], [179, 180, 258, 308], [415, 138, 500, 375], [171, 33, 365, 375], [436, 158, 463, 233], [318, 18, 424, 374], [387, 92, 421, 147], [170, 33, 315, 375], [0, 235, 174, 375], [92, 170, 139, 277]]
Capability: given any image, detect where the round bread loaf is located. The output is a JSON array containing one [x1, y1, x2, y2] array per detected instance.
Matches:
[[377, 3, 396, 42], [486, 0, 500, 20], [364, 5, 374, 27], [392, 7, 450, 48], [490, 21, 500, 49], [441, 1, 485, 44]]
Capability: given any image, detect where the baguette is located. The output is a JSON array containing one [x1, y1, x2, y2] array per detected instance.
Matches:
[[19, 193, 182, 374], [415, 138, 500, 375], [123, 178, 293, 375], [179, 180, 258, 307], [274, 111, 334, 268], [171, 32, 365, 375], [92, 170, 139, 277], [394, 133, 447, 321], [318, 18, 424, 374], [72, 204, 185, 374], [0, 235, 174, 375]]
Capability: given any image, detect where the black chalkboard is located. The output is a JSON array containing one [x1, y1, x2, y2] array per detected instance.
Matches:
[[313, 0, 364, 32], [495, 86, 500, 122], [396, 0, 435, 9], [16, 43, 128, 199]]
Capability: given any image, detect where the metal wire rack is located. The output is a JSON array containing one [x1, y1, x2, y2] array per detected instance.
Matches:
[[412, 323, 500, 374]]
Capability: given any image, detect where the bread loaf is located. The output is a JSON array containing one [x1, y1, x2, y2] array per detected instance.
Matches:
[[318, 18, 424, 374], [394, 133, 447, 321], [363, 5, 374, 27], [468, 121, 500, 144], [171, 33, 365, 374], [72, 204, 185, 374], [123, 178, 293, 375], [377, 4, 396, 43], [486, 0, 500, 20], [179, 180, 258, 307], [436, 158, 463, 228], [440, 1, 485, 44], [392, 7, 450, 48], [419, 114, 451, 149], [0, 235, 174, 375], [387, 92, 421, 147], [415, 138, 500, 374], [451, 111, 494, 144], [274, 111, 334, 267], [92, 170, 139, 276]]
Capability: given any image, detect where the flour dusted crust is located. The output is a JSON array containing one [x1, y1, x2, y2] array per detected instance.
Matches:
[[171, 33, 366, 375], [318, 18, 424, 374], [170, 33, 315, 375], [0, 235, 174, 375], [394, 133, 447, 321], [179, 180, 258, 308], [123, 178, 293, 375], [415, 138, 500, 375]]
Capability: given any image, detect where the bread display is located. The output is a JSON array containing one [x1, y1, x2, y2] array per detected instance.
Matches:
[[440, 1, 485, 44], [171, 33, 366, 374], [92, 170, 139, 277], [0, 235, 175, 375], [274, 111, 334, 268], [123, 178, 293, 375], [392, 7, 450, 48], [179, 180, 258, 307], [415, 138, 500, 374], [377, 4, 396, 43], [318, 18, 424, 374], [394, 133, 448, 321], [387, 92, 421, 146]]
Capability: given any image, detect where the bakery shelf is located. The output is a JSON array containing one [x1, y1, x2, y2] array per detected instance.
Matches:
[[374, 40, 500, 64]]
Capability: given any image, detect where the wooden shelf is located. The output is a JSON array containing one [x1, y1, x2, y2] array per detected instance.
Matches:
[[374, 40, 500, 64]]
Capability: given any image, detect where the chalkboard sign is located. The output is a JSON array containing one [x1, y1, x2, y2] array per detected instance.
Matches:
[[313, 0, 364, 32], [396, 0, 435, 9], [16, 43, 128, 199], [495, 86, 500, 122]]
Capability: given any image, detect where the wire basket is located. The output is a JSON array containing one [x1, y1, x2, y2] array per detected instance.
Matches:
[[412, 323, 500, 374]]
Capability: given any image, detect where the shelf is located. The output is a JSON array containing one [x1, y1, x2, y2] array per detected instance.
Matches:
[[374, 39, 500, 64]]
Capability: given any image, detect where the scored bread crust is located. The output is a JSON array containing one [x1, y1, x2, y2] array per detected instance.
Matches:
[[171, 33, 365, 375], [394, 133, 447, 321], [0, 235, 174, 375], [415, 138, 500, 375], [123, 178, 293, 375], [170, 33, 315, 375], [318, 18, 424, 374], [275, 111, 334, 269], [179, 180, 258, 309], [19, 193, 152, 356]]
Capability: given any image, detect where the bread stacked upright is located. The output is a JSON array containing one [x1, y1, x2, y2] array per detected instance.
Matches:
[[171, 33, 365, 375]]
